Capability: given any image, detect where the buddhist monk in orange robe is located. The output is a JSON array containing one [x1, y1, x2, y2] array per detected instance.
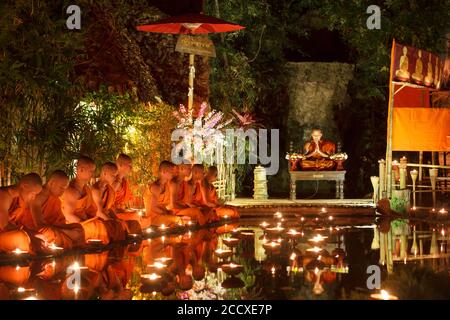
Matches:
[[203, 166, 239, 218], [61, 156, 109, 244], [144, 161, 182, 227], [92, 162, 141, 241], [168, 163, 207, 226], [0, 173, 42, 254], [19, 170, 85, 250], [183, 164, 217, 223], [298, 128, 336, 171], [113, 153, 133, 212], [113, 154, 143, 229]]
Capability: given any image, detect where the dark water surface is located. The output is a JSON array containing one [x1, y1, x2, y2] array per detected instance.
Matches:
[[1, 212, 449, 300]]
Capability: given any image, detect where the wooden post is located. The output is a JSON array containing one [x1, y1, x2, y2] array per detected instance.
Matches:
[[378, 159, 385, 200], [379, 232, 386, 265], [410, 169, 418, 208], [387, 230, 394, 274], [188, 53, 195, 111], [385, 40, 396, 199], [429, 168, 438, 208], [418, 151, 423, 182]]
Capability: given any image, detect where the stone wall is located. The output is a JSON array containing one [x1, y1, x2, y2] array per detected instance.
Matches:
[[267, 62, 354, 198], [286, 62, 354, 151]]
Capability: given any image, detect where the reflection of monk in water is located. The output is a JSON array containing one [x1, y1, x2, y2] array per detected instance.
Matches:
[[299, 129, 336, 171]]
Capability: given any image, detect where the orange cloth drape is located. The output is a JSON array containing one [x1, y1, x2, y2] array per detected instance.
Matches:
[[392, 107, 450, 151]]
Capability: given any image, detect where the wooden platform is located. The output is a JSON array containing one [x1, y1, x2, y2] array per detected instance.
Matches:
[[226, 198, 375, 217]]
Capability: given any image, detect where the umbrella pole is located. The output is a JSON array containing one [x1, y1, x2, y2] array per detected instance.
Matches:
[[188, 53, 195, 111]]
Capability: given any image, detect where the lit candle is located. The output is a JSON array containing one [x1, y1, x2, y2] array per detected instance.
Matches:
[[309, 234, 328, 243], [328, 216, 333, 221], [274, 212, 283, 219], [48, 243, 63, 251], [147, 262, 167, 269], [155, 257, 172, 264], [300, 217, 305, 222], [321, 207, 327, 213], [87, 239, 102, 246], [160, 224, 167, 230], [12, 248, 28, 255], [271, 266, 276, 275], [142, 273, 161, 281], [260, 221, 269, 228], [370, 289, 399, 300], [146, 227, 153, 234], [439, 208, 448, 215], [307, 246, 323, 253]]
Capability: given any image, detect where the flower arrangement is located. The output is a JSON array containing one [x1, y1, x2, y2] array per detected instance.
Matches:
[[173, 102, 233, 164]]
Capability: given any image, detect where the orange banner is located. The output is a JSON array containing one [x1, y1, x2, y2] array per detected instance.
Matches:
[[392, 107, 450, 151]]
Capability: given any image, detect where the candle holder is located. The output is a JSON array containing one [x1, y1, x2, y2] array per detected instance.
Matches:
[[370, 289, 399, 300], [221, 263, 243, 276], [222, 237, 240, 247], [371, 176, 380, 203], [410, 170, 418, 208], [214, 248, 233, 259]]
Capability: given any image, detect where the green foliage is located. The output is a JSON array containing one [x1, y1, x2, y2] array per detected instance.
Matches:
[[205, 0, 450, 196]]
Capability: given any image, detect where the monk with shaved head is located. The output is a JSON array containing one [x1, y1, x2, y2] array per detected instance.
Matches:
[[61, 156, 110, 244], [113, 154, 133, 211], [91, 162, 127, 242], [168, 162, 207, 226], [183, 164, 217, 223], [203, 166, 239, 218], [144, 161, 182, 227], [0, 173, 43, 254], [21, 170, 85, 249]]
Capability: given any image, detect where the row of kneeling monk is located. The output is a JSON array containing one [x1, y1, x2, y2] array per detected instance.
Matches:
[[0, 154, 238, 255]]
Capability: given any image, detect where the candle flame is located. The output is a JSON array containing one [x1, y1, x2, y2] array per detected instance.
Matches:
[[380, 290, 390, 300]]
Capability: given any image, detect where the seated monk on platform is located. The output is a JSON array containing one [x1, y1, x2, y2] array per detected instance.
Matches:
[[0, 173, 42, 254], [203, 166, 239, 219], [168, 162, 207, 226], [61, 156, 109, 244], [25, 170, 85, 250], [183, 164, 217, 223], [146, 161, 182, 227], [297, 128, 337, 171], [91, 162, 127, 242]]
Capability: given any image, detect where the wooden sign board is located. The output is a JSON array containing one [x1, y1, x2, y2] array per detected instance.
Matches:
[[175, 35, 216, 58]]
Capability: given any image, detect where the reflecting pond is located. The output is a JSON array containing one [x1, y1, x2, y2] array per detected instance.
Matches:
[[1, 212, 450, 300]]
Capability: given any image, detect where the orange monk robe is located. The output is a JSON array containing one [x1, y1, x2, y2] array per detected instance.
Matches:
[[1, 197, 32, 254], [101, 184, 141, 239], [145, 183, 182, 227], [18, 195, 85, 249], [189, 182, 218, 222], [172, 180, 207, 226], [114, 178, 144, 229], [114, 178, 132, 211], [99, 185, 126, 242], [207, 185, 239, 218], [299, 139, 336, 171], [73, 185, 110, 244]]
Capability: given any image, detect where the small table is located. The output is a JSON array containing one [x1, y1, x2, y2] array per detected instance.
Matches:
[[289, 171, 346, 200]]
